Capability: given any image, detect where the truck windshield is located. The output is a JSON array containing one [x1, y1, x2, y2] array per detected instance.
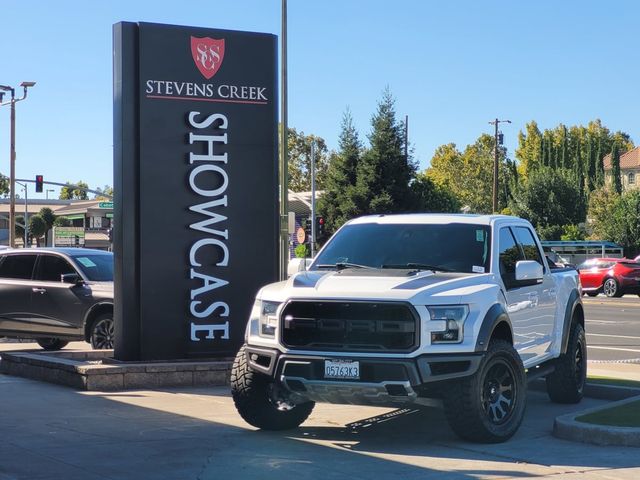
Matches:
[[311, 222, 492, 274]]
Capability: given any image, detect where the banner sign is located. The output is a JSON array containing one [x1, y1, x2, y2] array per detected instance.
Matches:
[[53, 227, 85, 247], [113, 22, 278, 360]]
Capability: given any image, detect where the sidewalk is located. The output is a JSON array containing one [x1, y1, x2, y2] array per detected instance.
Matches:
[[588, 362, 640, 383]]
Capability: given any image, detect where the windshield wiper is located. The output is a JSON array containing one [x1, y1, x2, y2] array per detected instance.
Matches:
[[316, 262, 376, 271], [381, 263, 452, 272]]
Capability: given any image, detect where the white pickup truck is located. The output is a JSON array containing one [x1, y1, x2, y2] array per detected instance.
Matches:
[[231, 214, 586, 443]]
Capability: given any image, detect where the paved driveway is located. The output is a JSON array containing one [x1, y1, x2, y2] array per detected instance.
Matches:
[[1, 373, 639, 480]]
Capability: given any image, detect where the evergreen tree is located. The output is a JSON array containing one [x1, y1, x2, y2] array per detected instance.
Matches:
[[595, 139, 605, 187], [586, 138, 596, 191], [574, 138, 585, 201], [561, 125, 569, 169], [356, 88, 416, 214], [611, 142, 622, 194], [318, 109, 362, 234]]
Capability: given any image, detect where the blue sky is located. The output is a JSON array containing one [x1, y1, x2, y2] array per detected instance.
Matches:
[[1, 0, 638, 199]]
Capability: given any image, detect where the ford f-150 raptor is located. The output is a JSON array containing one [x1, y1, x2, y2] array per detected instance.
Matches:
[[231, 214, 585, 443]]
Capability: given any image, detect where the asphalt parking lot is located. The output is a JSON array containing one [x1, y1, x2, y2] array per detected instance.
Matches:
[[583, 295, 640, 362], [1, 372, 640, 480]]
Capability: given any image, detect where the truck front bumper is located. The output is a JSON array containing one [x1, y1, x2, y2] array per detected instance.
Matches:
[[244, 345, 484, 407]]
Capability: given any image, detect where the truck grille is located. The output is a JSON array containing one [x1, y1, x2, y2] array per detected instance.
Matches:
[[281, 301, 418, 352]]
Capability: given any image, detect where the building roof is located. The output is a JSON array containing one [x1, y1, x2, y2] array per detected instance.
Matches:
[[603, 146, 640, 170]]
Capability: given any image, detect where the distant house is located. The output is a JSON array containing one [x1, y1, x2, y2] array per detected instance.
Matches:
[[603, 146, 640, 191]]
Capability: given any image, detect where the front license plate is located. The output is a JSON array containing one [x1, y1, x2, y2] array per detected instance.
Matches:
[[324, 360, 360, 380]]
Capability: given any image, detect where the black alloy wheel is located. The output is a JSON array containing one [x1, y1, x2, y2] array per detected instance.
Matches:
[[90, 314, 114, 349], [481, 359, 517, 425]]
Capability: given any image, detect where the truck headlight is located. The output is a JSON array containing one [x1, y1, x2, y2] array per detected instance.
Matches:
[[428, 305, 469, 343], [258, 300, 281, 337]]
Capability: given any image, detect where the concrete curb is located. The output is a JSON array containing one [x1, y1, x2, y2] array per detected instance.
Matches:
[[530, 378, 640, 401], [553, 395, 640, 447], [0, 349, 233, 391]]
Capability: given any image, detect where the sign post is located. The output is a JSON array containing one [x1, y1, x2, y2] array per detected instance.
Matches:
[[113, 22, 278, 361]]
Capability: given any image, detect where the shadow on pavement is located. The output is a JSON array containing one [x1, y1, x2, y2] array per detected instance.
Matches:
[[1, 376, 639, 480]]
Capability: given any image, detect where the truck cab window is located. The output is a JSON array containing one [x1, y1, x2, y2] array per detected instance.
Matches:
[[498, 228, 524, 289]]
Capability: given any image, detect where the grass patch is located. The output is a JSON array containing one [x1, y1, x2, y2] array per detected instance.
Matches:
[[576, 400, 640, 427], [587, 375, 640, 389]]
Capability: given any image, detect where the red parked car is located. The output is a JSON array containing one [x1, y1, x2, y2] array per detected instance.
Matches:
[[577, 258, 640, 297]]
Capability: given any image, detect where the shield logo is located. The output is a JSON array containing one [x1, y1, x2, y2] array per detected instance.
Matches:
[[190, 36, 225, 80]]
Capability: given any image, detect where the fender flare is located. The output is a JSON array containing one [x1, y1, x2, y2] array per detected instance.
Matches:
[[560, 289, 583, 354], [474, 303, 513, 352]]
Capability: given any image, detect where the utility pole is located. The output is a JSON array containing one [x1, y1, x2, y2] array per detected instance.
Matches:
[[279, 0, 289, 280], [0, 82, 36, 248], [488, 118, 511, 213], [310, 141, 316, 257]]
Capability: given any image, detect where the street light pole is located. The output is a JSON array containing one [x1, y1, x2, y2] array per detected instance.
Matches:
[[488, 118, 511, 213], [279, 0, 289, 279], [0, 82, 36, 248], [15, 180, 28, 247]]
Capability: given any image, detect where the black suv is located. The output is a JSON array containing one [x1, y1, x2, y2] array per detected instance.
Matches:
[[0, 248, 114, 350]]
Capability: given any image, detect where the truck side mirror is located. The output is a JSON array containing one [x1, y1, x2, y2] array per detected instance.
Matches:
[[515, 260, 543, 285]]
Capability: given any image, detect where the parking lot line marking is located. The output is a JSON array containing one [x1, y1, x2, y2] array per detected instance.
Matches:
[[582, 300, 640, 308], [587, 345, 640, 353], [587, 333, 640, 340]]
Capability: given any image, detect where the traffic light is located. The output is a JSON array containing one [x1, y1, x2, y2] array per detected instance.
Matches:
[[316, 216, 325, 237], [35, 175, 43, 193], [304, 217, 312, 238]]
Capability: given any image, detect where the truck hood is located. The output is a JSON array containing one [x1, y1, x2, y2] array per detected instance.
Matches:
[[259, 269, 497, 304]]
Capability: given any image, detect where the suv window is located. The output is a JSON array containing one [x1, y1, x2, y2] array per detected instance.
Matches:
[[0, 254, 37, 280], [35, 255, 77, 282], [498, 228, 524, 289], [513, 227, 545, 269]]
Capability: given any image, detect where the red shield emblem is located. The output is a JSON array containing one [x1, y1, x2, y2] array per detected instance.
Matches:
[[190, 36, 225, 80]]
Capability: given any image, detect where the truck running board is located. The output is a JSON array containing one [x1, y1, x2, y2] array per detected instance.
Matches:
[[525, 360, 556, 383]]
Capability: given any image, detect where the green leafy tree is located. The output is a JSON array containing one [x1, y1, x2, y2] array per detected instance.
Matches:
[[53, 217, 72, 227], [59, 181, 89, 200], [587, 186, 619, 240], [595, 138, 604, 188], [561, 125, 569, 169], [515, 121, 542, 176], [318, 110, 363, 234], [427, 134, 511, 213], [29, 215, 47, 247], [586, 138, 596, 191], [509, 167, 584, 232], [561, 224, 586, 241], [356, 88, 415, 214], [610, 143, 622, 194], [39, 207, 56, 230], [574, 138, 584, 198], [0, 174, 9, 197], [94, 185, 114, 200], [593, 190, 640, 255], [14, 215, 25, 241], [409, 173, 460, 213], [283, 127, 329, 192]]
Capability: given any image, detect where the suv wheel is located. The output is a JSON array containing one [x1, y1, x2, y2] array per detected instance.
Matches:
[[546, 322, 586, 403], [231, 345, 315, 430], [37, 338, 69, 351], [90, 314, 114, 349], [603, 278, 622, 297], [443, 340, 526, 443]]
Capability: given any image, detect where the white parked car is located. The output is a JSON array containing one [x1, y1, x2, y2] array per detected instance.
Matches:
[[231, 214, 585, 443]]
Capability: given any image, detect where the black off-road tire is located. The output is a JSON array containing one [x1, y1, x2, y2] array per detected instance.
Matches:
[[443, 340, 527, 443], [90, 313, 114, 349], [231, 345, 314, 430], [37, 338, 69, 351], [546, 322, 586, 404]]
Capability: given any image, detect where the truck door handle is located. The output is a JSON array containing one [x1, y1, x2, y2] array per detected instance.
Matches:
[[549, 288, 557, 297], [32, 288, 47, 294]]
